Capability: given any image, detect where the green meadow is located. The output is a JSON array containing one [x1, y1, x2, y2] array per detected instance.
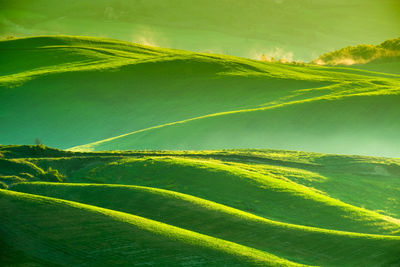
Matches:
[[1, 145, 400, 266], [0, 26, 400, 265], [1, 36, 400, 156]]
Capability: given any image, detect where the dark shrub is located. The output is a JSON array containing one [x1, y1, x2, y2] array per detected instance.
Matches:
[[40, 167, 65, 182], [0, 175, 26, 185], [0, 181, 8, 189], [19, 172, 35, 179], [380, 37, 400, 51]]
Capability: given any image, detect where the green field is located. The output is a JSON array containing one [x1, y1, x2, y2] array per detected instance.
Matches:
[[1, 32, 400, 266], [1, 35, 399, 156], [1, 145, 400, 266]]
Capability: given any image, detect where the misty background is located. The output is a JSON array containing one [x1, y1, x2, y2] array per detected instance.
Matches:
[[1, 0, 400, 61]]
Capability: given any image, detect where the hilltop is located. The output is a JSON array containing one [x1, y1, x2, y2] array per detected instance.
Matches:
[[1, 0, 400, 61], [1, 4, 400, 266], [1, 145, 400, 266], [1, 35, 399, 157]]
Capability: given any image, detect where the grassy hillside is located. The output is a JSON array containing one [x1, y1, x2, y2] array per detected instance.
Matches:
[[1, 145, 400, 266], [0, 189, 302, 266], [1, 0, 400, 61], [0, 35, 328, 149], [349, 58, 400, 75], [52, 156, 400, 235], [1, 35, 400, 157], [77, 93, 400, 156], [11, 182, 400, 266], [2, 6, 400, 266]]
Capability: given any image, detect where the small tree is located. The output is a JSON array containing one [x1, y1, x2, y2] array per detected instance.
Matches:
[[35, 138, 42, 145]]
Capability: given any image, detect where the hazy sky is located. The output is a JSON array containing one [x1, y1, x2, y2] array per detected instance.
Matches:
[[1, 0, 399, 60]]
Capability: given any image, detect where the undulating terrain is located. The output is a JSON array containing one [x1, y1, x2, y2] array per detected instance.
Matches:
[[1, 145, 400, 266], [1, 33, 400, 266], [1, 36, 400, 157]]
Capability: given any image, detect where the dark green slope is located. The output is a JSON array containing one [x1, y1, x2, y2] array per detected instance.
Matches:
[[0, 189, 303, 266], [11, 182, 400, 267], [3, 145, 400, 221], [0, 243, 53, 267], [11, 144, 399, 219], [78, 92, 400, 157], [2, 36, 400, 156], [3, 36, 400, 157], [2, 145, 400, 266], [0, 36, 327, 149], [66, 157, 400, 235], [351, 59, 400, 75]]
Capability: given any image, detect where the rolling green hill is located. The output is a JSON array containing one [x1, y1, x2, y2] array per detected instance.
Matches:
[[1, 0, 400, 61], [1, 189, 302, 266], [76, 93, 400, 156], [349, 59, 400, 75], [1, 145, 400, 266], [0, 35, 328, 149], [2, 4, 400, 266], [1, 35, 400, 157]]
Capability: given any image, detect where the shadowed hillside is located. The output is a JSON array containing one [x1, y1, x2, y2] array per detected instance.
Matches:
[[2, 2, 400, 266], [1, 36, 400, 157], [0, 35, 328, 149], [1, 145, 400, 266], [1, 189, 305, 266]]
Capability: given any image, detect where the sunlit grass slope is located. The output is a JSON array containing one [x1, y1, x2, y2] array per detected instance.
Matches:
[[0, 35, 328, 149], [2, 35, 400, 157], [12, 182, 400, 267], [0, 189, 303, 266], [348, 58, 400, 75], [7, 145, 399, 220], [78, 93, 400, 157], [2, 145, 400, 266], [51, 156, 400, 235]]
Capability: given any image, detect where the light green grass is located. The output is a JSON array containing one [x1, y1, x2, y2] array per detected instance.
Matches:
[[1, 35, 399, 156], [63, 156, 400, 235], [11, 182, 400, 267], [0, 35, 331, 149], [2, 145, 400, 266], [74, 93, 400, 157], [0, 189, 305, 267]]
